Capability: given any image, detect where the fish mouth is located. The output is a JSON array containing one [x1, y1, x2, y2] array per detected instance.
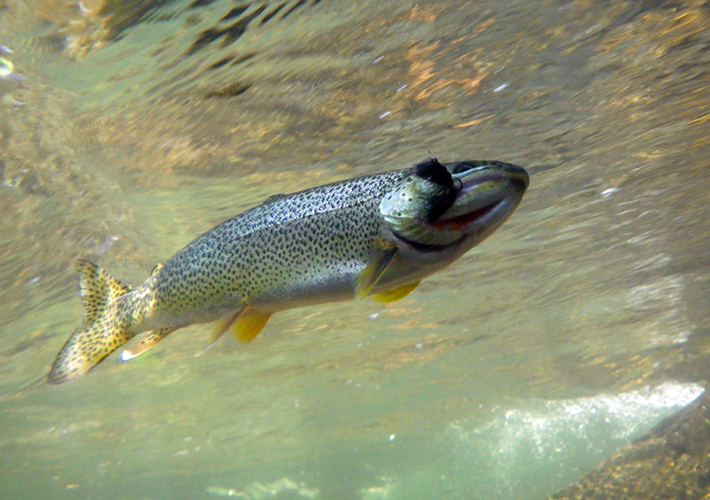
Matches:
[[391, 230, 466, 252], [435, 161, 529, 230], [431, 200, 502, 231], [389, 198, 504, 252]]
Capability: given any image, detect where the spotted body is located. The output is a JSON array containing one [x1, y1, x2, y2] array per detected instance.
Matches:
[[48, 159, 529, 384]]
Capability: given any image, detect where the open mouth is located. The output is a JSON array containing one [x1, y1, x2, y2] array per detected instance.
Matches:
[[391, 231, 466, 252], [431, 201, 501, 230], [390, 200, 505, 252]]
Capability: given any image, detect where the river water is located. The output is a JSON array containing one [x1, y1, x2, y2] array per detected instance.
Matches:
[[1, 0, 709, 499]]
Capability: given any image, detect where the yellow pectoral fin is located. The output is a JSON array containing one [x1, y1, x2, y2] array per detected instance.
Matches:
[[231, 307, 272, 343], [372, 280, 421, 303], [355, 247, 398, 300]]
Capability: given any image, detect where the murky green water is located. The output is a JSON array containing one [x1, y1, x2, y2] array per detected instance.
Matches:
[[1, 0, 710, 499]]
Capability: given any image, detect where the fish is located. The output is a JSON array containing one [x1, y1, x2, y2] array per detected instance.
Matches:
[[47, 159, 529, 384]]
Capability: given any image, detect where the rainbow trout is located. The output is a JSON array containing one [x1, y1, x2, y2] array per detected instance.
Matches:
[[48, 158, 529, 384]]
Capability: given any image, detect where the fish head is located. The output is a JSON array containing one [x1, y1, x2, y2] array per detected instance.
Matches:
[[379, 159, 529, 252], [379, 157, 457, 225]]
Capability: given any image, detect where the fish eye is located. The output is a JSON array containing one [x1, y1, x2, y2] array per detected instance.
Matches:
[[452, 162, 477, 174]]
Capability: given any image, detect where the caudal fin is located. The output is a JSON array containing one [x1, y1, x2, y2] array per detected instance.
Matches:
[[47, 260, 134, 384]]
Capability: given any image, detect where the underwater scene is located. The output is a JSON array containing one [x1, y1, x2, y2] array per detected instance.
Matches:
[[1, 0, 710, 499]]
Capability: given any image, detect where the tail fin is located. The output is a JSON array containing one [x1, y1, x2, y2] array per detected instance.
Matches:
[[47, 260, 134, 384]]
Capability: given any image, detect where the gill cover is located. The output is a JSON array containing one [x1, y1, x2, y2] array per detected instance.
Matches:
[[379, 158, 462, 247]]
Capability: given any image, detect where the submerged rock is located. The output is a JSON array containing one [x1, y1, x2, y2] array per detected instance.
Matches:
[[549, 388, 710, 500]]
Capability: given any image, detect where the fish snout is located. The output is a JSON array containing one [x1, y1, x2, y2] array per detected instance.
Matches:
[[501, 162, 530, 190], [449, 160, 529, 191]]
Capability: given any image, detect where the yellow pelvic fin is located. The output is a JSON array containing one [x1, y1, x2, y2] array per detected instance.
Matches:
[[354, 247, 398, 300], [208, 307, 246, 346], [150, 262, 164, 276], [204, 305, 270, 351], [48, 260, 135, 384], [121, 327, 176, 361], [231, 306, 272, 343], [372, 280, 421, 303]]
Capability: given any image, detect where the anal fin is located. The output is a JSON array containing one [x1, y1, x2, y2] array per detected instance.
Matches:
[[372, 280, 421, 303], [121, 327, 176, 361], [355, 247, 398, 300]]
